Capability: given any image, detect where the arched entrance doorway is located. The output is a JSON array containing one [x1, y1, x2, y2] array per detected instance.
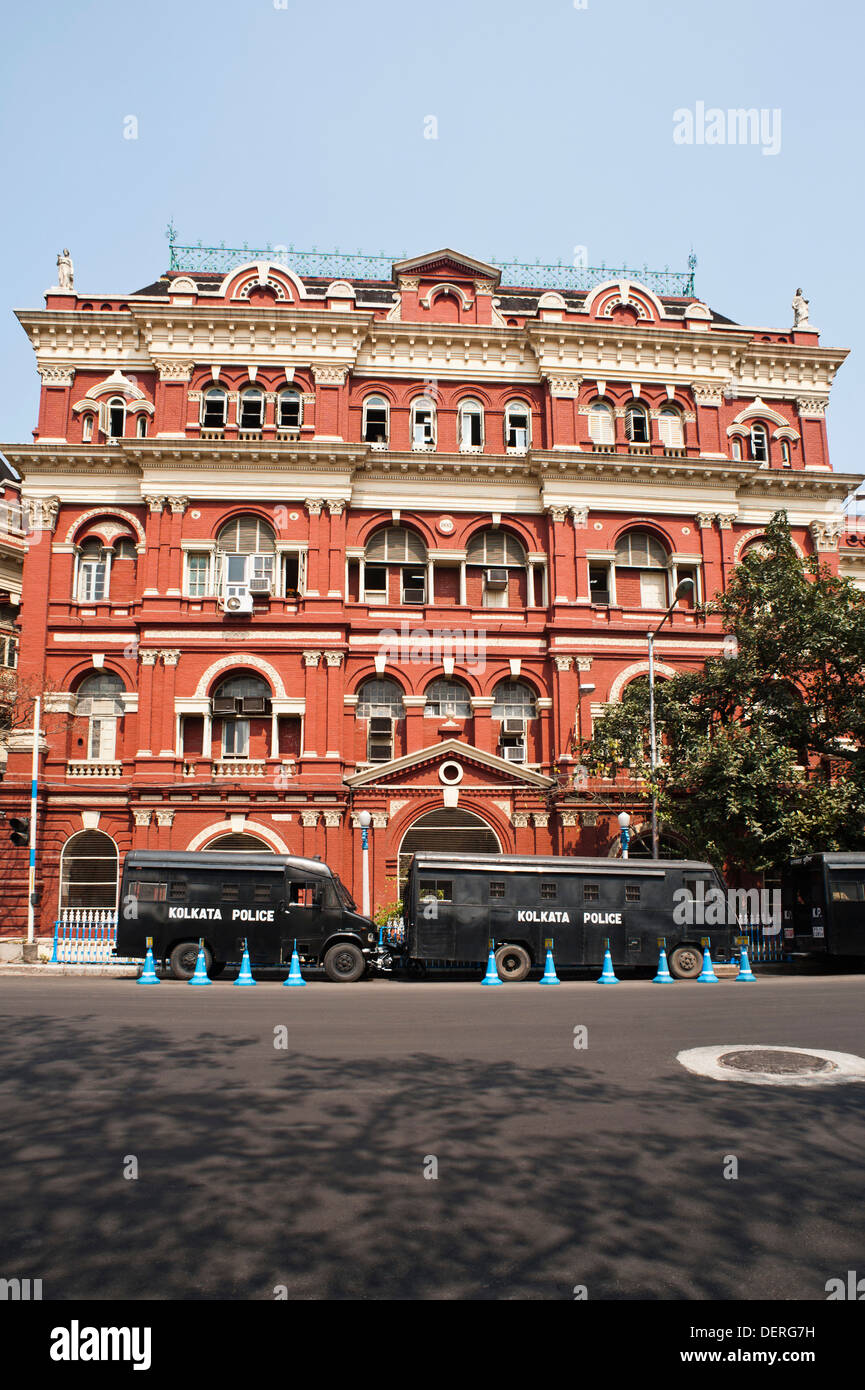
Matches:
[[204, 833, 274, 853], [398, 807, 500, 888], [59, 830, 119, 910]]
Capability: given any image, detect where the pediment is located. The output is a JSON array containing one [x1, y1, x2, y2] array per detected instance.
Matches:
[[392, 249, 501, 287], [345, 738, 554, 788]]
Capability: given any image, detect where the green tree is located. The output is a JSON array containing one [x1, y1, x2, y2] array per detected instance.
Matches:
[[583, 512, 865, 872]]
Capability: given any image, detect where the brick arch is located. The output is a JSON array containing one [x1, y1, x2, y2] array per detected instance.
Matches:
[[462, 517, 534, 556], [185, 819, 290, 853], [193, 655, 286, 699], [65, 508, 145, 546], [209, 507, 278, 543], [421, 668, 483, 699], [733, 528, 805, 562], [611, 518, 676, 553], [356, 515, 436, 551], [608, 661, 677, 704]]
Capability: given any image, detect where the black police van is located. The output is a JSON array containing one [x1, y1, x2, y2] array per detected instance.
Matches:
[[115, 850, 377, 980], [781, 853, 865, 958], [396, 852, 737, 979]]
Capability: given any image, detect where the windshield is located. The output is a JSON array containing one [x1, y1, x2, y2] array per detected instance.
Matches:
[[333, 875, 357, 911]]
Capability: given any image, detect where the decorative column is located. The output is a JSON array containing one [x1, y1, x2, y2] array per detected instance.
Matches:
[[312, 364, 349, 439], [326, 499, 347, 596], [158, 649, 181, 758], [570, 507, 589, 603], [322, 809, 344, 878], [323, 651, 344, 762], [37, 366, 75, 440], [165, 497, 188, 596], [545, 505, 576, 604], [142, 497, 165, 595], [300, 809, 320, 859], [152, 360, 194, 437], [691, 382, 724, 455], [532, 811, 550, 853], [16, 497, 59, 692], [136, 650, 160, 757], [154, 808, 175, 849], [537, 698, 553, 768], [797, 396, 830, 468], [552, 656, 576, 762], [809, 519, 842, 576], [304, 499, 324, 597], [470, 696, 496, 756], [132, 808, 153, 851], [575, 656, 594, 750], [301, 651, 323, 764], [402, 696, 427, 754]]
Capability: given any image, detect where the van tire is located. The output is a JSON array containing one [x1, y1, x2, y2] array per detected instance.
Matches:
[[169, 941, 212, 980], [669, 944, 703, 980], [495, 944, 531, 982], [323, 942, 366, 982]]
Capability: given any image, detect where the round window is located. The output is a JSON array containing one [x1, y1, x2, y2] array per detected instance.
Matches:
[[439, 760, 463, 785]]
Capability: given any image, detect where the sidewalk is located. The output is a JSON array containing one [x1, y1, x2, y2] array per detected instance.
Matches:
[[0, 962, 140, 977]]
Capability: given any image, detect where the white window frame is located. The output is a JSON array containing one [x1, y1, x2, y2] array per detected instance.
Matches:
[[201, 388, 228, 429], [750, 423, 769, 464], [362, 394, 389, 446], [458, 399, 484, 452], [106, 397, 126, 439], [136, 414, 148, 438], [238, 389, 265, 432], [76, 547, 109, 602], [277, 390, 303, 430], [82, 414, 94, 443], [625, 403, 650, 444], [185, 550, 213, 598], [657, 408, 684, 449], [88, 716, 117, 762], [505, 401, 531, 452], [222, 717, 250, 759], [588, 402, 615, 446], [410, 396, 437, 450]]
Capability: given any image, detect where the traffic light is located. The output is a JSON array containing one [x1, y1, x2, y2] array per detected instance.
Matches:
[[9, 817, 30, 847]]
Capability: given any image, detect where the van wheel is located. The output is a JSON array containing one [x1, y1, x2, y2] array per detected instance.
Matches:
[[669, 945, 703, 980], [169, 941, 211, 980], [323, 942, 366, 982], [495, 944, 531, 982]]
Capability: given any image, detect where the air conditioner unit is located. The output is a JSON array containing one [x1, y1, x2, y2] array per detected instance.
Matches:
[[369, 717, 392, 735], [501, 744, 526, 764], [403, 587, 425, 604], [503, 718, 525, 736], [248, 577, 272, 594], [485, 568, 508, 589], [221, 591, 253, 614], [240, 697, 268, 715], [213, 698, 239, 716]]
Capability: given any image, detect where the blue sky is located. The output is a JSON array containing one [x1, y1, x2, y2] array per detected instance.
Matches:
[[1, 0, 862, 491]]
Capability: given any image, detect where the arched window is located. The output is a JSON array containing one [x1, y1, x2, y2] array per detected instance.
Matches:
[[76, 539, 108, 602], [73, 670, 126, 762], [362, 526, 427, 605], [59, 830, 118, 911], [362, 394, 389, 446], [588, 401, 615, 446], [657, 407, 684, 449], [458, 399, 484, 452], [615, 529, 670, 608], [216, 515, 276, 597], [491, 680, 538, 719], [201, 387, 227, 429], [239, 388, 264, 432], [277, 389, 302, 430], [410, 396, 437, 449], [424, 678, 472, 718], [505, 400, 531, 452], [780, 439, 791, 467], [625, 402, 650, 444], [106, 397, 126, 438], [750, 423, 769, 464], [82, 414, 94, 443], [212, 672, 272, 759], [731, 437, 743, 461], [136, 415, 148, 438], [466, 530, 527, 567], [356, 678, 406, 719], [467, 529, 528, 609], [357, 678, 405, 761]]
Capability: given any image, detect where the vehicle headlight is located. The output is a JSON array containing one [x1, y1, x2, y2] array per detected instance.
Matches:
[[367, 932, 375, 942]]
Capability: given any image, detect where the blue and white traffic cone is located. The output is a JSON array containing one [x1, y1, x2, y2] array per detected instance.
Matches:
[[137, 945, 160, 985], [283, 941, 306, 987], [188, 943, 212, 986], [736, 946, 757, 982], [234, 944, 256, 987], [696, 946, 719, 983], [653, 946, 675, 983], [481, 944, 502, 986], [539, 946, 561, 985], [597, 946, 619, 984]]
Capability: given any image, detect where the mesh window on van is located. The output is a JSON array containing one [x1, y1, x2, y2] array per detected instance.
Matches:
[[625, 885, 641, 903], [169, 882, 187, 901], [540, 882, 557, 900], [133, 881, 167, 902], [584, 884, 599, 902], [489, 882, 505, 899]]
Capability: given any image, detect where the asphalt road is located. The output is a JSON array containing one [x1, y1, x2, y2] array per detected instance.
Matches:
[[1, 974, 863, 1301]]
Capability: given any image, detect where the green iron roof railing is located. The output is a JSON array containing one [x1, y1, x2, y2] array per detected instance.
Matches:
[[165, 227, 697, 297]]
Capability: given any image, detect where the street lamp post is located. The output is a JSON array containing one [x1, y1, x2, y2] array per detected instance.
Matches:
[[647, 578, 694, 859], [357, 810, 372, 919]]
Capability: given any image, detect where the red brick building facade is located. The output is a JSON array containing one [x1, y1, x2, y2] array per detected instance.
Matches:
[[0, 246, 856, 940]]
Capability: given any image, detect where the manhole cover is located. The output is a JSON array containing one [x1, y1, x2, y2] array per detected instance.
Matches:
[[719, 1049, 835, 1075], [677, 1045, 865, 1086]]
